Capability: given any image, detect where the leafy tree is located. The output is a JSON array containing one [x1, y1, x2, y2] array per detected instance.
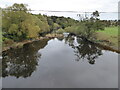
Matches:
[[92, 10, 99, 19], [21, 15, 41, 38], [2, 3, 51, 41], [56, 28, 64, 34], [8, 24, 18, 34], [2, 4, 28, 41], [7, 3, 28, 12], [53, 23, 61, 30], [77, 11, 105, 39], [36, 14, 50, 35]]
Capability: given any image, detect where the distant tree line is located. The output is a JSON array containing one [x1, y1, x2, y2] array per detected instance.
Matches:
[[101, 20, 118, 27]]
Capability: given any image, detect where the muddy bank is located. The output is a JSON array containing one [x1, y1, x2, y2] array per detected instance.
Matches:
[[88, 40, 120, 53], [2, 34, 63, 52], [95, 42, 120, 53]]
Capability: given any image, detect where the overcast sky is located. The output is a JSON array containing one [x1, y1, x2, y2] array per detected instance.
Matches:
[[0, 0, 119, 12], [0, 0, 119, 20]]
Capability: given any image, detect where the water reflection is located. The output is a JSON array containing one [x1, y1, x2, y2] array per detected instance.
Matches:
[[2, 37, 118, 88], [65, 36, 103, 64], [2, 39, 49, 78], [2, 36, 104, 79]]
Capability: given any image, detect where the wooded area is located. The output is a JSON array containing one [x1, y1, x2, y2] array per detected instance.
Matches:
[[1, 3, 118, 47]]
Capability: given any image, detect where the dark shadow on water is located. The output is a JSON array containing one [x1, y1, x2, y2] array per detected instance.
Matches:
[[64, 36, 103, 64], [2, 39, 49, 78]]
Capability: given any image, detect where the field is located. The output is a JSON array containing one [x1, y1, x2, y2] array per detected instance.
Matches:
[[96, 26, 118, 49], [97, 27, 118, 36]]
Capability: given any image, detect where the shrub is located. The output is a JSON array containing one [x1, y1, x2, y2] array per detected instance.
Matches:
[[3, 38, 14, 45], [56, 28, 65, 34]]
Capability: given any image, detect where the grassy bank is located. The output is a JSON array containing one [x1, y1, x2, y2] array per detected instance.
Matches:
[[96, 26, 119, 50]]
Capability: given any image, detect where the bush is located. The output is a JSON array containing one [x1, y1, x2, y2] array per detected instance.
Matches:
[[56, 28, 65, 34], [3, 38, 14, 45]]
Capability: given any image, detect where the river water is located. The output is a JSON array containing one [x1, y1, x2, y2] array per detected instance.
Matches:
[[2, 36, 118, 88]]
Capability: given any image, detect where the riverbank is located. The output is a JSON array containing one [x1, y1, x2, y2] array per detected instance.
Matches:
[[94, 26, 119, 53], [76, 35, 120, 54], [2, 32, 120, 54], [2, 34, 63, 52], [89, 39, 120, 54], [94, 36, 119, 53]]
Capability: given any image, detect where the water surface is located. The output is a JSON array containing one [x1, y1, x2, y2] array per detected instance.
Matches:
[[2, 37, 118, 88]]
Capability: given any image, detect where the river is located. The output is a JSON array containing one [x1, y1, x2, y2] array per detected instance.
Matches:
[[2, 36, 118, 88]]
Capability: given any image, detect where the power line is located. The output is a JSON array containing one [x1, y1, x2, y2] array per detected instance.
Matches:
[[30, 10, 118, 13], [24, 10, 119, 13], [2, 9, 118, 13]]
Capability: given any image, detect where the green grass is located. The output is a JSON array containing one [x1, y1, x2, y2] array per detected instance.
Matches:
[[96, 26, 118, 49], [97, 26, 118, 37]]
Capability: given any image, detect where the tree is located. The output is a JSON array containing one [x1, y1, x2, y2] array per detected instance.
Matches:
[[92, 10, 99, 19], [53, 23, 61, 30], [21, 15, 42, 38], [7, 3, 28, 12], [2, 3, 51, 41], [77, 11, 105, 39], [2, 4, 29, 41]]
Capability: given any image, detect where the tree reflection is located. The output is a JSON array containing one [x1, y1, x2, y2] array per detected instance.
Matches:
[[65, 36, 103, 64], [2, 39, 49, 78], [65, 36, 75, 47]]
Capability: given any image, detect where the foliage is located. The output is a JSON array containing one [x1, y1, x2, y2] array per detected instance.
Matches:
[[64, 11, 106, 39], [6, 3, 28, 12], [21, 15, 41, 38], [2, 3, 50, 41], [2, 4, 29, 41], [2, 3, 117, 44], [76, 11, 105, 39], [2, 3, 78, 42], [3, 38, 14, 45], [47, 16, 78, 30], [53, 23, 61, 30], [56, 28, 65, 34], [64, 26, 78, 34]]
